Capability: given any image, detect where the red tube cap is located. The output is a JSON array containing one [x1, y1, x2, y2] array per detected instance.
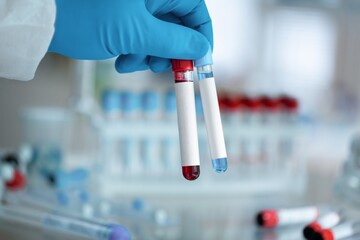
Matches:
[[303, 222, 322, 239], [224, 96, 241, 112], [278, 95, 299, 112], [258, 96, 279, 111], [256, 210, 279, 228], [242, 97, 261, 112], [6, 170, 26, 190], [319, 229, 334, 240], [171, 60, 193, 72]]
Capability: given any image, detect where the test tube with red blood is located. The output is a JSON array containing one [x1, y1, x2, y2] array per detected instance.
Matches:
[[222, 96, 241, 123], [278, 95, 299, 123], [241, 96, 262, 125], [171, 60, 200, 181], [277, 95, 299, 162], [237, 96, 255, 163], [256, 206, 320, 228], [6, 169, 26, 191], [258, 95, 280, 124], [314, 220, 360, 240], [303, 209, 343, 239], [257, 96, 280, 163]]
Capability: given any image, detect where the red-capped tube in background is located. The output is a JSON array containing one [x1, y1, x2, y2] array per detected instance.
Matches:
[[6, 170, 26, 190], [256, 210, 279, 228]]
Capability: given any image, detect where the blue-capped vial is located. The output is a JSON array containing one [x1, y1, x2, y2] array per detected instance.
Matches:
[[141, 91, 159, 120], [101, 89, 122, 120], [121, 90, 140, 120], [195, 46, 228, 173]]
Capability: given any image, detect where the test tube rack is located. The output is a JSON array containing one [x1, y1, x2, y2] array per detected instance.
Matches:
[[91, 85, 306, 197]]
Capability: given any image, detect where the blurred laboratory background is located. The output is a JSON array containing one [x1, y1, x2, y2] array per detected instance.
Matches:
[[1, 0, 360, 239]]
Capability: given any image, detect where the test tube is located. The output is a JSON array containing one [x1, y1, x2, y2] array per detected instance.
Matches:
[[121, 91, 142, 175], [278, 95, 299, 162], [5, 169, 26, 191], [314, 220, 360, 240], [256, 206, 320, 228], [101, 89, 122, 120], [0, 204, 131, 240], [142, 91, 160, 121], [257, 96, 280, 165], [161, 90, 179, 174], [303, 210, 343, 239], [141, 91, 161, 175], [194, 49, 228, 173], [171, 60, 200, 181], [0, 152, 25, 191]]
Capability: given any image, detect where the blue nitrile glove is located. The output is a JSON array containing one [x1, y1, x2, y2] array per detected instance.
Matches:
[[48, 0, 213, 73]]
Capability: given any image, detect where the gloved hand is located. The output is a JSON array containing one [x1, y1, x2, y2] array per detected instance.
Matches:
[[49, 0, 213, 73]]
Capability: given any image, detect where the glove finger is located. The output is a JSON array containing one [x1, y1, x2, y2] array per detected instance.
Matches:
[[115, 54, 150, 73], [138, 15, 209, 60], [180, 1, 213, 49], [146, 0, 213, 48], [146, 0, 201, 17], [148, 57, 171, 73], [156, 13, 182, 25]]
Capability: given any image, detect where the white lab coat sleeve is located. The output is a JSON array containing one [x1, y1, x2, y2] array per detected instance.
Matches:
[[0, 0, 56, 81]]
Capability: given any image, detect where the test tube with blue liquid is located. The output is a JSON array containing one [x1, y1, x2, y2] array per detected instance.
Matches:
[[194, 48, 228, 173]]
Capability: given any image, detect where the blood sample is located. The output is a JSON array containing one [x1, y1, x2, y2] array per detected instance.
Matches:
[[195, 49, 227, 173], [256, 206, 319, 228], [314, 220, 360, 240], [303, 210, 343, 239], [171, 60, 200, 181]]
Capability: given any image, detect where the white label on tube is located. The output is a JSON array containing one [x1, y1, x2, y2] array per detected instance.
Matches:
[[175, 82, 200, 166], [278, 207, 318, 225], [318, 212, 341, 229], [333, 222, 354, 239], [199, 77, 227, 159]]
